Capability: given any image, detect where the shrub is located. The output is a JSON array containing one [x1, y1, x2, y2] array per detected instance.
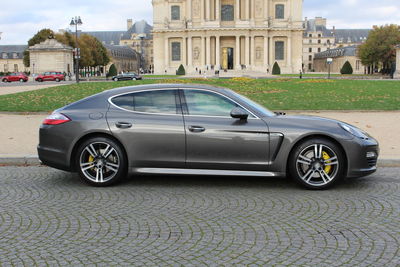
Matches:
[[272, 62, 281, 75], [108, 64, 117, 77], [176, 64, 186, 75], [340, 61, 353, 75]]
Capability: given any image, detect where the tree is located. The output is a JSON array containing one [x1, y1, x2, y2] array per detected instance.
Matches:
[[176, 64, 186, 75], [108, 64, 117, 77], [78, 34, 110, 68], [340, 61, 353, 74], [24, 29, 55, 67], [272, 62, 281, 75], [359, 24, 400, 74]]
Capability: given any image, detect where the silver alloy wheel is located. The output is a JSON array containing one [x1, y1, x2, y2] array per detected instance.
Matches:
[[296, 144, 339, 187], [114, 77, 118, 81], [132, 77, 136, 80], [79, 142, 120, 183]]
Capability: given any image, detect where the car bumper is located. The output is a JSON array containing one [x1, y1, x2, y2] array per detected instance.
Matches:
[[38, 145, 72, 171], [343, 136, 379, 178]]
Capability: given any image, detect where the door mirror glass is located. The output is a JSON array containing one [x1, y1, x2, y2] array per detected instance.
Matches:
[[231, 107, 248, 120]]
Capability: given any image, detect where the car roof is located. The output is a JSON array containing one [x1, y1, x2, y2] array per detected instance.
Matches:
[[105, 83, 231, 97]]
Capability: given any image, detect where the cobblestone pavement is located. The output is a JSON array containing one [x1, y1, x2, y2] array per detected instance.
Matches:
[[0, 167, 399, 266]]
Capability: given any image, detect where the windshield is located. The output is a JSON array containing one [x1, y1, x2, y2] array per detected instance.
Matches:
[[229, 90, 275, 117]]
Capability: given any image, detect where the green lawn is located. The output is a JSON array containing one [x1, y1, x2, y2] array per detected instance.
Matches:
[[143, 75, 181, 78], [0, 78, 399, 112], [280, 74, 371, 77]]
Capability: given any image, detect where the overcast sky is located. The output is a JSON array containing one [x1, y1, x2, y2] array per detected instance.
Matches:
[[0, 0, 399, 45]]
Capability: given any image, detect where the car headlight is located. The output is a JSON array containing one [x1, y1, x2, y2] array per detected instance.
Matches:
[[339, 123, 369, 139]]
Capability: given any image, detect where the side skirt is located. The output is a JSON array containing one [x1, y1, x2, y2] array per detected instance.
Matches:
[[132, 168, 285, 177]]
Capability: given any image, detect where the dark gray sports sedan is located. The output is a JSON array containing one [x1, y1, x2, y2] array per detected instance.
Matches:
[[38, 84, 379, 189]]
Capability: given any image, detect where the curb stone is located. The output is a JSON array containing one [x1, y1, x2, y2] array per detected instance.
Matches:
[[0, 156, 399, 167]]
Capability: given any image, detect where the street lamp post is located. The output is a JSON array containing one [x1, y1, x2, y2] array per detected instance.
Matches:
[[70, 16, 83, 83], [327, 57, 333, 79]]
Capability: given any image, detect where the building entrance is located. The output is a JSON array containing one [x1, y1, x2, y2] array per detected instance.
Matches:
[[222, 47, 234, 70]]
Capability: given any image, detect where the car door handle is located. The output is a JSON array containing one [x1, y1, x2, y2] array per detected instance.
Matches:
[[188, 126, 206, 133], [115, 122, 132, 129]]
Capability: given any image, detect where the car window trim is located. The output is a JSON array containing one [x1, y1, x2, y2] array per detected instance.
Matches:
[[179, 88, 260, 119], [108, 88, 184, 116]]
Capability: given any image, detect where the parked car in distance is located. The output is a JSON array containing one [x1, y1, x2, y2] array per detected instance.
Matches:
[[1, 72, 29, 83], [112, 72, 142, 81], [38, 84, 379, 189], [35, 72, 65, 82]]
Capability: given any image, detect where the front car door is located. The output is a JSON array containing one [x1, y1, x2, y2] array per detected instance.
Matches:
[[180, 89, 270, 171], [106, 89, 186, 169]]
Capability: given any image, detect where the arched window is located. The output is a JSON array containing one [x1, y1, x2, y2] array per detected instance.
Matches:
[[275, 4, 284, 19]]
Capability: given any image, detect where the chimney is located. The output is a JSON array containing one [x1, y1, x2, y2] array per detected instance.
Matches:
[[127, 19, 133, 30]]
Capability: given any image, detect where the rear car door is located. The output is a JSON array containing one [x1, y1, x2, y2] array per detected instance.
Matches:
[[180, 89, 270, 171], [106, 89, 186, 169]]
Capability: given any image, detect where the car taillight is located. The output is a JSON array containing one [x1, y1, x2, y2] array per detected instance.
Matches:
[[43, 113, 71, 125]]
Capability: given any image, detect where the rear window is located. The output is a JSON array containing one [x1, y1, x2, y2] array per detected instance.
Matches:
[[111, 90, 178, 114]]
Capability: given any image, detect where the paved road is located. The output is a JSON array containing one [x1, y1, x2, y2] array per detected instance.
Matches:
[[0, 167, 399, 266]]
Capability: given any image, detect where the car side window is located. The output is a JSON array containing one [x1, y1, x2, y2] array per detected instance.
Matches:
[[184, 90, 245, 117], [112, 90, 178, 114]]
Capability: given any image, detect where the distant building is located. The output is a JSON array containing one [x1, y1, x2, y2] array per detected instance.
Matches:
[[120, 20, 153, 72], [104, 44, 140, 74], [0, 45, 28, 73], [303, 17, 370, 72], [395, 45, 400, 79], [76, 20, 154, 72], [313, 46, 366, 74], [29, 39, 73, 74]]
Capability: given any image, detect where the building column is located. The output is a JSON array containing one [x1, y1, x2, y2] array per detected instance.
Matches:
[[245, 36, 250, 67], [188, 0, 192, 21], [188, 37, 193, 69], [250, 36, 255, 70], [245, 0, 250, 20], [201, 0, 205, 21], [264, 36, 269, 69], [235, 35, 241, 69], [216, 0, 221, 21], [269, 36, 273, 66], [235, 0, 240, 20], [164, 38, 169, 71], [206, 36, 211, 68], [216, 36, 221, 70], [206, 0, 210, 21], [201, 36, 206, 68], [183, 37, 187, 67], [287, 35, 292, 71]]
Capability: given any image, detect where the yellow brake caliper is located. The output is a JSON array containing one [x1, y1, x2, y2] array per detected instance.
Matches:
[[89, 155, 95, 169], [322, 151, 332, 174]]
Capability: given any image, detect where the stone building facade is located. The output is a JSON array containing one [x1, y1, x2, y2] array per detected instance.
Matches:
[[29, 39, 73, 74], [120, 20, 154, 72], [104, 44, 140, 74], [303, 17, 370, 72], [152, 0, 304, 75], [0, 45, 28, 73], [313, 46, 366, 74]]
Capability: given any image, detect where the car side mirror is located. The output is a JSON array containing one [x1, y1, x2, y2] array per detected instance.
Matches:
[[231, 107, 249, 120]]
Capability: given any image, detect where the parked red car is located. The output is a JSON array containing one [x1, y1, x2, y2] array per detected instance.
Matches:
[[35, 72, 65, 82], [1, 72, 29, 83]]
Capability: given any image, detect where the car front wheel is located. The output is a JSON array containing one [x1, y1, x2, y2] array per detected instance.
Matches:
[[76, 137, 127, 186], [132, 77, 136, 80], [55, 78, 60, 82], [2, 79, 7, 83], [19, 78, 24, 82], [289, 138, 345, 190], [113, 77, 118, 82]]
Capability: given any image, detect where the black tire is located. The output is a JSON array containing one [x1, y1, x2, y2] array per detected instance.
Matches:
[[132, 77, 136, 80], [113, 77, 118, 82], [75, 137, 127, 186], [19, 78, 24, 82], [288, 138, 345, 190], [55, 78, 60, 82], [2, 79, 7, 83], [38, 78, 43, 82]]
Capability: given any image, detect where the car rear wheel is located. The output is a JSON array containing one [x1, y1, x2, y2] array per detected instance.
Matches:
[[132, 77, 136, 80], [113, 77, 118, 82], [289, 138, 345, 190], [37, 78, 43, 82], [19, 78, 24, 82], [76, 137, 127, 186]]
